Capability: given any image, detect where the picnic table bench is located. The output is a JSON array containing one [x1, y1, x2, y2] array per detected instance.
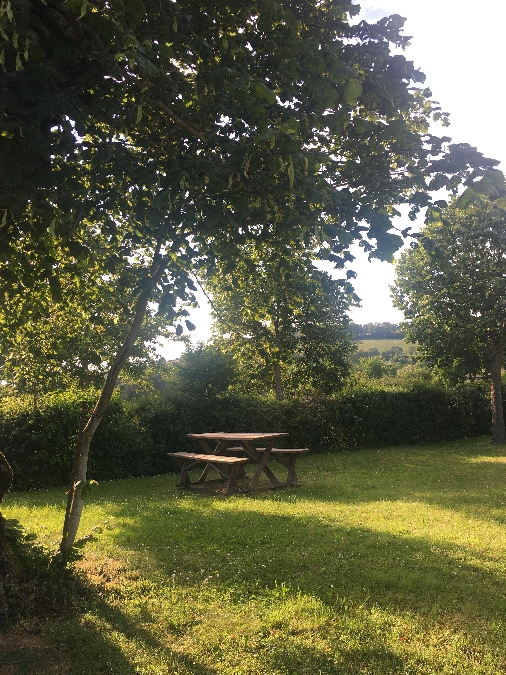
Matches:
[[168, 433, 309, 494], [167, 452, 250, 495]]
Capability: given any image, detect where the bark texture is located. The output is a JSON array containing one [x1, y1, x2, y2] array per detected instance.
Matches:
[[0, 452, 15, 622], [490, 342, 505, 444], [273, 362, 284, 401], [60, 250, 167, 556]]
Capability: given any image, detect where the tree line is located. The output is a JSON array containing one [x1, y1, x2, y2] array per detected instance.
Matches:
[[349, 323, 405, 341]]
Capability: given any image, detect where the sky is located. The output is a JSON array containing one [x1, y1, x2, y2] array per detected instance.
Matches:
[[160, 0, 506, 359]]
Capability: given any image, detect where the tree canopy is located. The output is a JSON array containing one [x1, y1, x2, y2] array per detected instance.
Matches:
[[392, 199, 506, 442], [1, 0, 499, 284], [206, 243, 356, 399]]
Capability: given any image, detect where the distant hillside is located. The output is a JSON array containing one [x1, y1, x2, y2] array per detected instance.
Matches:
[[355, 339, 415, 355], [350, 322, 404, 341]]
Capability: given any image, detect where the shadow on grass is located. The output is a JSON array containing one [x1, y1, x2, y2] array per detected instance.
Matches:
[[101, 481, 506, 626], [0, 528, 220, 675]]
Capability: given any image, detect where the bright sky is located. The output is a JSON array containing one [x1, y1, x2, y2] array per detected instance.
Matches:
[[160, 1, 506, 359]]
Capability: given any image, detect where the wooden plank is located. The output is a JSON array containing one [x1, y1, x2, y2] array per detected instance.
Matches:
[[167, 452, 249, 464], [256, 448, 310, 454], [188, 432, 288, 441]]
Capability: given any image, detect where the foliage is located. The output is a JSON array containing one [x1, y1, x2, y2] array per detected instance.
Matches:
[[0, 231, 188, 395], [0, 382, 491, 491], [393, 201, 506, 380], [392, 199, 506, 441], [166, 344, 238, 397], [0, 390, 154, 490], [207, 243, 356, 398], [354, 355, 391, 379], [352, 345, 413, 381], [4, 437, 506, 674], [1, 0, 499, 285]]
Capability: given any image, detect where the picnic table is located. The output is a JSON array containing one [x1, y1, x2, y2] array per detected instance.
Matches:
[[167, 432, 309, 494]]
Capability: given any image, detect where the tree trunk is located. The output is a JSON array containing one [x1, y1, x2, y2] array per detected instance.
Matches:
[[274, 362, 284, 401], [490, 342, 505, 444], [0, 452, 15, 622], [60, 250, 167, 556]]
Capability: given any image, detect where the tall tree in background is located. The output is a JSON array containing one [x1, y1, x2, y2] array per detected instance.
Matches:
[[0, 0, 501, 561], [206, 243, 356, 399], [392, 199, 506, 443]]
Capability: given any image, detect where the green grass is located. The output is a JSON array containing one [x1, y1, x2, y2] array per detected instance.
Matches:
[[2, 437, 506, 674], [355, 339, 415, 354]]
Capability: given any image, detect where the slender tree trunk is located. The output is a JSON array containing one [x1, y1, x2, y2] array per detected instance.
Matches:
[[60, 249, 167, 556], [0, 452, 15, 621], [274, 362, 284, 401], [490, 341, 505, 444]]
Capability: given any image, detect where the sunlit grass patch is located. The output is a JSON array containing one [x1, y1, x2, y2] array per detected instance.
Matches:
[[2, 436, 506, 674]]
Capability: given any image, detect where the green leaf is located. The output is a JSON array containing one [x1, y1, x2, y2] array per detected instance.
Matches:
[[136, 105, 143, 125], [455, 187, 476, 210], [343, 79, 362, 105], [485, 169, 505, 193], [159, 43, 173, 59], [493, 196, 506, 210], [175, 324, 183, 336], [123, 0, 146, 24], [185, 320, 196, 331], [223, 261, 236, 275], [280, 117, 299, 135], [287, 157, 295, 188], [252, 82, 276, 105]]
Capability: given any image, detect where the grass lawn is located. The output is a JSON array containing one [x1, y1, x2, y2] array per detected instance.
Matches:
[[2, 436, 506, 674]]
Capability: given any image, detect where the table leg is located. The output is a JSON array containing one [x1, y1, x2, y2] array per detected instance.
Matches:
[[195, 439, 229, 483], [286, 456, 299, 484], [176, 459, 192, 488], [247, 441, 281, 490], [225, 464, 240, 495]]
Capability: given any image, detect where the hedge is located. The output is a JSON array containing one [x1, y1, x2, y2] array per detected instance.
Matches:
[[0, 383, 492, 491]]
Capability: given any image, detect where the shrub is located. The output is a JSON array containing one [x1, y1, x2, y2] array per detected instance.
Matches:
[[0, 383, 492, 491]]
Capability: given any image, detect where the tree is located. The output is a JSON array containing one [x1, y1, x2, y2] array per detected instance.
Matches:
[[206, 243, 356, 399], [0, 452, 14, 621], [1, 0, 500, 563], [0, 230, 187, 400], [392, 200, 506, 443], [1, 0, 498, 266], [168, 345, 237, 398]]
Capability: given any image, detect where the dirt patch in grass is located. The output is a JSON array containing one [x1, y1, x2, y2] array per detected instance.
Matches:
[[76, 555, 128, 588], [0, 629, 70, 675]]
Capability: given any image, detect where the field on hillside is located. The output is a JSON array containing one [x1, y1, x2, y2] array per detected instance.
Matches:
[[2, 437, 506, 674], [355, 339, 416, 354]]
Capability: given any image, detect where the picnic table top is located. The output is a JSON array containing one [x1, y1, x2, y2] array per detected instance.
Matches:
[[187, 432, 289, 441]]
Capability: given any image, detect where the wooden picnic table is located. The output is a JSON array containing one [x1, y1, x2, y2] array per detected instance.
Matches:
[[168, 432, 308, 494]]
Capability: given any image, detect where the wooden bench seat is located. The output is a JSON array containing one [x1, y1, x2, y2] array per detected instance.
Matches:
[[168, 452, 249, 495]]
